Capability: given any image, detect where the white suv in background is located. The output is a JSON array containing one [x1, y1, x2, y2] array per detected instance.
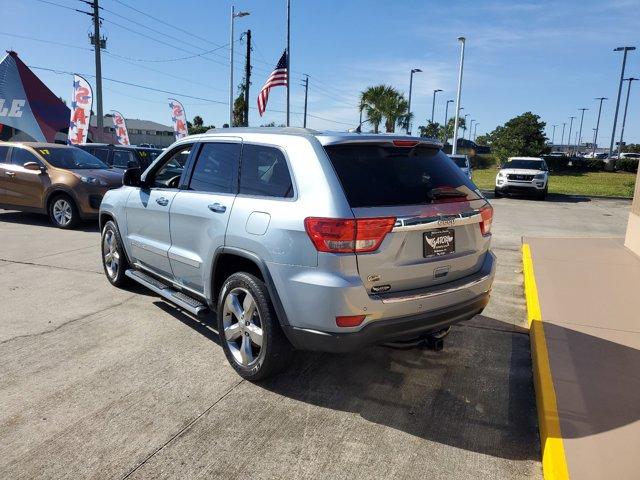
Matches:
[[494, 157, 549, 200]]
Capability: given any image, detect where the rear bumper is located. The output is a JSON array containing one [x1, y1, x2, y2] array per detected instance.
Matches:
[[283, 291, 489, 352]]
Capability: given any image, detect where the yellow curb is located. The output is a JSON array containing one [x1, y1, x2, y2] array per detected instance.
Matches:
[[522, 243, 570, 480]]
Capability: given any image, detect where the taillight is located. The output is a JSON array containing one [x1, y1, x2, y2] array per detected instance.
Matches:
[[336, 315, 366, 327], [304, 217, 396, 253], [392, 139, 419, 147], [479, 205, 493, 236]]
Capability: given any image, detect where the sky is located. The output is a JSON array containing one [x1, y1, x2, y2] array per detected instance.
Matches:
[[2, 0, 639, 145]]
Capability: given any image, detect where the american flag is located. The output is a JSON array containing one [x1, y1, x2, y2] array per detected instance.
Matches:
[[257, 51, 288, 117]]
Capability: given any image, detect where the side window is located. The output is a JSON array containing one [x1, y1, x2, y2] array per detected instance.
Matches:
[[152, 144, 191, 188], [240, 144, 293, 198], [188, 142, 240, 194], [92, 148, 111, 165], [112, 150, 136, 168], [0, 145, 10, 164], [11, 148, 40, 166]]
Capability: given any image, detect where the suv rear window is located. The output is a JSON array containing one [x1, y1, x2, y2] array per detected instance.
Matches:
[[324, 144, 480, 208]]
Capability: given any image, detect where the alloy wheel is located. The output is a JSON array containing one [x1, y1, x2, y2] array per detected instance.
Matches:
[[52, 199, 73, 226], [222, 287, 264, 366], [102, 230, 120, 279]]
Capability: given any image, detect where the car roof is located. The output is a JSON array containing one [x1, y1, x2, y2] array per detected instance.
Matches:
[[1, 141, 70, 149], [194, 127, 442, 148]]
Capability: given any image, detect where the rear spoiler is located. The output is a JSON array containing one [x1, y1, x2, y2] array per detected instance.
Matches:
[[316, 135, 442, 149]]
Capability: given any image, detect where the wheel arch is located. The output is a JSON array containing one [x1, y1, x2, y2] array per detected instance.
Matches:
[[45, 186, 79, 212], [210, 247, 290, 327]]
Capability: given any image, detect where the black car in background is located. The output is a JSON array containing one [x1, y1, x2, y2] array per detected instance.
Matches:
[[77, 144, 164, 171]]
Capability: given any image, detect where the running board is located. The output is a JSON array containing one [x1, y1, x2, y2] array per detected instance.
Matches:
[[125, 269, 210, 318]]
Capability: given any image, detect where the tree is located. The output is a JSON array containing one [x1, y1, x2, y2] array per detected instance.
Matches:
[[233, 92, 247, 127], [188, 115, 215, 135], [484, 112, 549, 162], [475, 134, 490, 146], [193, 115, 204, 128], [418, 121, 440, 138], [359, 85, 410, 133]]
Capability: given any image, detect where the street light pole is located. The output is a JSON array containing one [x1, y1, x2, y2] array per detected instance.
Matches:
[[551, 124, 557, 148], [577, 108, 588, 154], [407, 68, 422, 135], [473, 123, 479, 142], [609, 46, 636, 158], [443, 99, 453, 143], [560, 122, 566, 151], [617, 77, 638, 157], [593, 97, 607, 155], [452, 36, 466, 155], [567, 116, 576, 155], [431, 89, 442, 123], [468, 119, 475, 140], [463, 113, 470, 142], [229, 6, 250, 126]]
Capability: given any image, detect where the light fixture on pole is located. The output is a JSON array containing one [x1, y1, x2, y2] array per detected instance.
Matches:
[[407, 68, 422, 135], [593, 97, 607, 155], [443, 99, 454, 143], [452, 36, 466, 154], [609, 46, 636, 158], [577, 108, 588, 153], [567, 116, 576, 155], [229, 6, 250, 126], [431, 89, 442, 123], [617, 77, 638, 157]]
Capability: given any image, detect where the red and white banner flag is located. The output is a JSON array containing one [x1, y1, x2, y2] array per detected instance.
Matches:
[[111, 110, 130, 145], [168, 98, 188, 139], [69, 74, 92, 144]]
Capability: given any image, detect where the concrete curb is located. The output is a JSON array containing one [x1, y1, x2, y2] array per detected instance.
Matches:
[[522, 243, 570, 480]]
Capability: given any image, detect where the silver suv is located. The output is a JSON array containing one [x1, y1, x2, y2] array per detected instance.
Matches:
[[99, 128, 496, 380]]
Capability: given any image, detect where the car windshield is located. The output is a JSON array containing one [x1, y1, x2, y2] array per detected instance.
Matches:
[[36, 146, 108, 170], [503, 159, 545, 170], [135, 149, 163, 169], [324, 144, 481, 208], [449, 156, 468, 167]]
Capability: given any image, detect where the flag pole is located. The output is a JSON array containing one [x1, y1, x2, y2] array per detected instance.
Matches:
[[286, 0, 290, 126]]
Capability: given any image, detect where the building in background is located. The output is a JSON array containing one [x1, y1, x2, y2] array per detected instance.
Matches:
[[90, 115, 174, 147]]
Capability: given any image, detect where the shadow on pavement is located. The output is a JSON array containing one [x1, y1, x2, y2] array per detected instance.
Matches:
[[483, 191, 592, 203], [0, 211, 99, 232], [166, 301, 540, 461]]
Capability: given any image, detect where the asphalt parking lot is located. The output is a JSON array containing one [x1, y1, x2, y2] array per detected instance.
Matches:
[[0, 195, 631, 480]]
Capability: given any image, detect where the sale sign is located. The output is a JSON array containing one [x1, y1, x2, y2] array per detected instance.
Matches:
[[111, 110, 130, 145], [168, 98, 188, 139], [69, 74, 92, 145]]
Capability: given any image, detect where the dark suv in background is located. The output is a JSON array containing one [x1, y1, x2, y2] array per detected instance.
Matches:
[[78, 144, 164, 171]]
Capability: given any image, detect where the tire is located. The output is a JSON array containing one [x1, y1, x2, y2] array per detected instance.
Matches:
[[101, 220, 131, 287], [48, 193, 79, 229], [494, 188, 502, 198], [217, 272, 292, 381], [538, 187, 548, 200]]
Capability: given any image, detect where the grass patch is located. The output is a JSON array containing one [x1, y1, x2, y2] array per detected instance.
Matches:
[[472, 167, 636, 198]]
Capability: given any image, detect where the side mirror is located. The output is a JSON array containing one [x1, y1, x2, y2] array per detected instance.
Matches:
[[24, 161, 44, 172], [123, 167, 143, 187]]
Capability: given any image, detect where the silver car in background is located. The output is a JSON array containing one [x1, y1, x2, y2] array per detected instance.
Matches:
[[99, 128, 495, 380]]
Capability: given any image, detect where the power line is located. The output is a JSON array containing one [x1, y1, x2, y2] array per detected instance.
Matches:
[[0, 31, 93, 52], [34, 0, 80, 12]]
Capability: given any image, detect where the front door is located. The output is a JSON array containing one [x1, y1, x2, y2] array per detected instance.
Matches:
[[168, 140, 241, 292], [0, 145, 12, 204], [3, 146, 49, 209], [125, 143, 194, 278]]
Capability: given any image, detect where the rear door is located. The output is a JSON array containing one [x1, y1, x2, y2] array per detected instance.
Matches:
[[323, 142, 491, 294], [168, 139, 241, 292], [3, 146, 48, 209]]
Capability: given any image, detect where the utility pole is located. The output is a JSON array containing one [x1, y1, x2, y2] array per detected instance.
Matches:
[[229, 6, 250, 126], [286, 0, 290, 126], [80, 0, 105, 142], [593, 97, 607, 155], [452, 37, 466, 155], [617, 77, 638, 157], [577, 108, 588, 154], [609, 46, 635, 158], [302, 75, 309, 128], [243, 29, 251, 127]]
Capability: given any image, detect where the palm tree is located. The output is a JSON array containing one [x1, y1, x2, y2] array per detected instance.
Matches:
[[359, 85, 411, 133]]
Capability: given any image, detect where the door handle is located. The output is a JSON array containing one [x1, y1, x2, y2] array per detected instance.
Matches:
[[156, 197, 169, 206], [208, 203, 227, 213], [5, 171, 15, 177]]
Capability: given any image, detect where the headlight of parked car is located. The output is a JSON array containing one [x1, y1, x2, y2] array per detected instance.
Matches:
[[80, 176, 107, 187], [534, 174, 546, 180]]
